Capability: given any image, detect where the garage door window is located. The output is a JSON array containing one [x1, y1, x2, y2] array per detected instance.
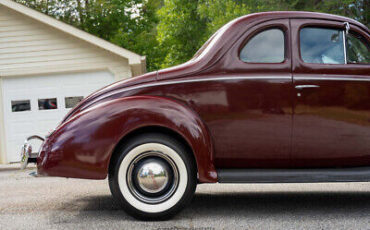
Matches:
[[65, 96, 83, 109], [38, 98, 57, 110], [11, 100, 31, 112]]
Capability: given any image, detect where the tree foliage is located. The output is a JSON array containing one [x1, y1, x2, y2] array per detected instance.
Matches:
[[197, 0, 287, 42], [14, 0, 369, 72], [156, 0, 207, 67]]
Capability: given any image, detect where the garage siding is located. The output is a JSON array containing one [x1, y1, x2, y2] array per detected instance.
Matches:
[[0, 78, 6, 163], [0, 6, 131, 79]]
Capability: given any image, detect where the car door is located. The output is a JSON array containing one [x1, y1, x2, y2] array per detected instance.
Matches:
[[291, 19, 370, 167], [206, 19, 294, 168]]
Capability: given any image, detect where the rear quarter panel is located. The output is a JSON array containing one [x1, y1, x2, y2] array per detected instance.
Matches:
[[38, 96, 217, 182]]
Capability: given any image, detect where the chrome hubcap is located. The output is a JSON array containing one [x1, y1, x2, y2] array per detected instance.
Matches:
[[136, 161, 170, 194], [127, 151, 179, 204]]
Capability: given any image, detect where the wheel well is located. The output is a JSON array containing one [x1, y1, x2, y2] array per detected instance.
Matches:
[[108, 126, 198, 177]]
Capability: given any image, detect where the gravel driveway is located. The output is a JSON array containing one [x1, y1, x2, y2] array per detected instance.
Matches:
[[0, 164, 370, 230]]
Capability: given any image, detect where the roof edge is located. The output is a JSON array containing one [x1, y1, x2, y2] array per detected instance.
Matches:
[[234, 11, 369, 33], [0, 0, 144, 65]]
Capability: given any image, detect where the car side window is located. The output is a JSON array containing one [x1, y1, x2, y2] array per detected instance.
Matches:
[[300, 27, 345, 64], [346, 32, 370, 64], [240, 28, 285, 63]]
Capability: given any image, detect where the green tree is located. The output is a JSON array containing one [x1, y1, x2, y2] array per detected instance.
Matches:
[[13, 0, 369, 71], [160, 0, 368, 68], [197, 0, 290, 44], [156, 0, 207, 68], [285, 0, 369, 27], [109, 0, 164, 71]]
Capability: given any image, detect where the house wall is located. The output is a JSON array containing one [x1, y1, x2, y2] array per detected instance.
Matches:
[[0, 77, 6, 163], [0, 6, 132, 80], [0, 6, 136, 163]]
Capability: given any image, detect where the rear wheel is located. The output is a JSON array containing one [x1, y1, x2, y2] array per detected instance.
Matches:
[[109, 133, 197, 220]]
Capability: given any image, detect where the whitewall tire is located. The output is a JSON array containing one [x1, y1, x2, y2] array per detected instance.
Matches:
[[109, 133, 197, 220]]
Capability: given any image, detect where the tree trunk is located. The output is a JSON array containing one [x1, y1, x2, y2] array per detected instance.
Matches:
[[45, 0, 49, 15], [77, 0, 84, 26]]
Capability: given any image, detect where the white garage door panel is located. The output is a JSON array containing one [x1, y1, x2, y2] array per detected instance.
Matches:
[[3, 71, 114, 162]]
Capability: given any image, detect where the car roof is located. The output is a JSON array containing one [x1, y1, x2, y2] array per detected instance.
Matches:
[[159, 11, 369, 80], [228, 11, 369, 34]]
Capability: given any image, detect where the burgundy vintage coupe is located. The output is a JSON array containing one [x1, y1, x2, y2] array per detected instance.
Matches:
[[21, 11, 369, 220]]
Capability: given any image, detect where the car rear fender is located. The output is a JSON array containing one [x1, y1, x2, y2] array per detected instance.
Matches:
[[40, 95, 217, 183]]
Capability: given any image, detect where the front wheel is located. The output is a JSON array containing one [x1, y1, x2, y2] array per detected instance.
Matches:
[[109, 133, 197, 220]]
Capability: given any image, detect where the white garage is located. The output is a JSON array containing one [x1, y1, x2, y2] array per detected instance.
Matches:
[[3, 71, 115, 162], [0, 0, 146, 163]]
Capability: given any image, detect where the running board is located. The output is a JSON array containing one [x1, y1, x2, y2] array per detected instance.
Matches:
[[217, 167, 370, 183]]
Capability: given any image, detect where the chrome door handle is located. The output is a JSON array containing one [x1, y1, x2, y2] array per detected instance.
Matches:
[[295, 85, 320, 90]]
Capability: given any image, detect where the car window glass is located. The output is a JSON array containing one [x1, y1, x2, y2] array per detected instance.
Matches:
[[346, 32, 370, 64], [240, 28, 285, 63], [300, 27, 345, 64]]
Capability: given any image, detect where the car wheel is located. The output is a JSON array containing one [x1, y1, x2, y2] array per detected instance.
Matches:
[[109, 133, 197, 220]]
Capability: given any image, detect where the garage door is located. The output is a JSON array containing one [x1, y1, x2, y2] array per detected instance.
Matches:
[[2, 71, 114, 162]]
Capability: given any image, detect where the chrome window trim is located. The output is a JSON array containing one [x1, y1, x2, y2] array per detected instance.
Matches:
[[343, 30, 347, 64]]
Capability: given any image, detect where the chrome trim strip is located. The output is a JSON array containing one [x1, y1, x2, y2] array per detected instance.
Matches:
[[87, 75, 370, 109], [343, 30, 347, 64], [116, 76, 292, 93], [116, 76, 370, 95], [294, 76, 370, 82], [80, 76, 292, 111], [82, 75, 370, 112]]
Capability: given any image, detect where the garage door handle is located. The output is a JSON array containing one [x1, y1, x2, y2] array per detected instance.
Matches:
[[295, 85, 320, 90]]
